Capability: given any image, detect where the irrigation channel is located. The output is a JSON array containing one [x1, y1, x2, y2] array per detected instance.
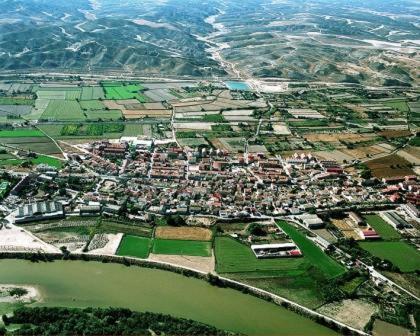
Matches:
[[0, 259, 337, 335]]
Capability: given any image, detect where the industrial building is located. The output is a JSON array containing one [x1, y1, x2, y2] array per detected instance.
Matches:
[[14, 201, 64, 224], [295, 213, 325, 229]]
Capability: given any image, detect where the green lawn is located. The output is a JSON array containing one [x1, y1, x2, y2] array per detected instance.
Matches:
[[364, 215, 401, 240], [152, 239, 212, 257], [117, 235, 152, 259], [359, 241, 420, 272], [0, 129, 44, 138], [276, 220, 345, 278]]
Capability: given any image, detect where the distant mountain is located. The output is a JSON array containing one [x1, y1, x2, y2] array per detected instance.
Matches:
[[0, 0, 419, 85]]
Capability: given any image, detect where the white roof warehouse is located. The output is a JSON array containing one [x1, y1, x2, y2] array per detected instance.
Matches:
[[14, 201, 64, 224]]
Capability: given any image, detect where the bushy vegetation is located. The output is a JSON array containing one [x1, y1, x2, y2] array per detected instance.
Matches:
[[3, 307, 232, 335], [60, 124, 124, 137]]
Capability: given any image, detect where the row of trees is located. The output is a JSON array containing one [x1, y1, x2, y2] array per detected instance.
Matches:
[[2, 307, 232, 336]]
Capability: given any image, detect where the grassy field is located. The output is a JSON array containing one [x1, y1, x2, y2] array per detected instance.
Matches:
[[41, 100, 85, 121], [359, 241, 420, 272], [122, 124, 144, 136], [116, 235, 152, 259], [0, 98, 34, 105], [81, 86, 105, 100], [276, 220, 345, 278], [152, 239, 212, 257], [31, 155, 63, 169], [85, 109, 122, 121], [214, 236, 307, 274], [383, 100, 410, 113], [364, 215, 401, 240], [103, 84, 148, 102], [0, 129, 43, 137], [80, 100, 105, 110], [60, 124, 124, 137]]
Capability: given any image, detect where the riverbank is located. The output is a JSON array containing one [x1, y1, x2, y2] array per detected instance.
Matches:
[[0, 258, 338, 336]]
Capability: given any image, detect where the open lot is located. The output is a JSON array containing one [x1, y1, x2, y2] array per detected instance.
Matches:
[[116, 235, 151, 259], [155, 226, 212, 241], [152, 239, 212, 257], [359, 241, 420, 272]]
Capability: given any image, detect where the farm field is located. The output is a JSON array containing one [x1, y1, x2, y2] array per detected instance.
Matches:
[[81, 86, 105, 100], [364, 215, 401, 240], [366, 154, 415, 178], [0, 136, 61, 155], [178, 137, 208, 147], [85, 109, 123, 121], [0, 129, 43, 137], [214, 236, 307, 274], [79, 100, 105, 110], [0, 98, 34, 105], [60, 124, 124, 137], [103, 83, 148, 102], [116, 235, 151, 259], [276, 220, 345, 278], [122, 124, 144, 136], [155, 226, 212, 241], [41, 100, 85, 121], [152, 239, 212, 257], [382, 100, 410, 113], [31, 155, 63, 168], [359, 241, 420, 272], [98, 221, 153, 238]]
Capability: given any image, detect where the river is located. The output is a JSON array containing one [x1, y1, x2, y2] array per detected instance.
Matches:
[[0, 259, 337, 335]]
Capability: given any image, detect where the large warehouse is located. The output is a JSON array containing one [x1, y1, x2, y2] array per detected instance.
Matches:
[[14, 201, 64, 224]]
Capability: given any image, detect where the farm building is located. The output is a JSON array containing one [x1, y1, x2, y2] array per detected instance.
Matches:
[[382, 211, 411, 229], [14, 201, 64, 224], [251, 243, 302, 258], [362, 228, 381, 240], [296, 213, 325, 229], [402, 203, 419, 219]]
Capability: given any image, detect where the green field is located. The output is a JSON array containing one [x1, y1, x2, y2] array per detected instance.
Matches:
[[214, 236, 307, 274], [122, 124, 144, 136], [383, 100, 410, 113], [60, 124, 124, 137], [364, 215, 401, 240], [85, 109, 122, 121], [31, 155, 63, 169], [0, 129, 43, 137], [103, 84, 148, 102], [152, 239, 212, 257], [359, 241, 420, 272], [65, 89, 82, 100], [81, 86, 105, 100], [0, 98, 34, 105], [41, 100, 85, 121], [276, 221, 345, 278], [80, 100, 105, 110], [116, 235, 152, 259]]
